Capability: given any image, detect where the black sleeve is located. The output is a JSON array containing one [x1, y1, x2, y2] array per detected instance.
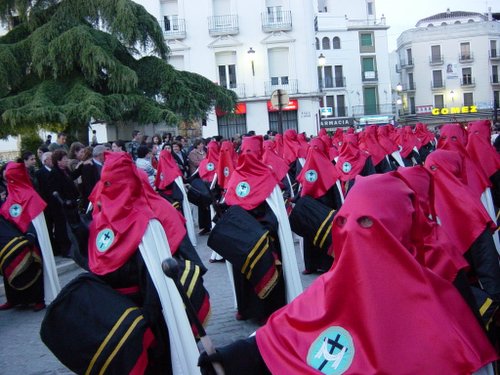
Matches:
[[466, 228, 500, 302]]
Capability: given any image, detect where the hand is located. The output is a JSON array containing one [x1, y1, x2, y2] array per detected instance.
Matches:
[[198, 351, 223, 375]]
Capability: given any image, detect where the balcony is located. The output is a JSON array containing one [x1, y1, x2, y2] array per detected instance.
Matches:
[[352, 103, 394, 116], [228, 84, 246, 98], [459, 53, 474, 63], [162, 18, 186, 40], [208, 15, 239, 36], [429, 55, 444, 65], [491, 75, 500, 86], [400, 58, 414, 68], [320, 76, 346, 90], [362, 70, 378, 82], [431, 81, 445, 90], [489, 50, 500, 61], [460, 77, 475, 87], [261, 10, 292, 32], [264, 78, 298, 96], [402, 82, 416, 92]]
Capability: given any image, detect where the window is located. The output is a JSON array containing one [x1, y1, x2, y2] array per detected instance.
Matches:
[[362, 57, 376, 80], [406, 48, 413, 65], [164, 15, 179, 31], [268, 47, 289, 86], [494, 91, 499, 109], [218, 64, 237, 88], [367, 1, 374, 15], [218, 114, 247, 140], [408, 72, 414, 90], [434, 95, 444, 108], [432, 70, 443, 88], [491, 40, 498, 58], [322, 37, 331, 50], [267, 6, 283, 23], [360, 33, 373, 47], [337, 95, 346, 116], [324, 66, 333, 88], [460, 42, 471, 60], [216, 51, 237, 89], [409, 97, 416, 114], [315, 38, 320, 50], [463, 92, 473, 106], [268, 110, 298, 132], [332, 37, 341, 49], [462, 67, 472, 85], [363, 87, 377, 115], [493, 65, 499, 84], [334, 65, 344, 87], [431, 45, 441, 63]]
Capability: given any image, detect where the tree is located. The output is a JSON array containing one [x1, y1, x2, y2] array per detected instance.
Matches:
[[0, 0, 237, 141]]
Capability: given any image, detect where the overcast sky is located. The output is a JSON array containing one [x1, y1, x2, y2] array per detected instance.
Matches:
[[375, 0, 495, 50]]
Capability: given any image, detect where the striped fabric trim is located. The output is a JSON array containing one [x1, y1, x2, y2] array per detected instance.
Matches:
[[313, 210, 335, 249], [0, 237, 29, 270], [242, 231, 269, 275], [85, 307, 140, 375]]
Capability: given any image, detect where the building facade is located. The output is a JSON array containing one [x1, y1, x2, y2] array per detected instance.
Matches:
[[135, 0, 394, 137], [395, 9, 500, 127]]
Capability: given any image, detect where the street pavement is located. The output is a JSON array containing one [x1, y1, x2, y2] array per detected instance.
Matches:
[[0, 231, 317, 374]]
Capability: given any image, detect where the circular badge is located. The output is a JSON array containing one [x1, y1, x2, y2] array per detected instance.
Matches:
[[206, 162, 215, 171], [235, 182, 250, 198], [342, 162, 352, 173], [96, 228, 115, 252], [307, 326, 355, 375], [223, 167, 230, 177], [9, 204, 22, 218], [305, 170, 318, 183]]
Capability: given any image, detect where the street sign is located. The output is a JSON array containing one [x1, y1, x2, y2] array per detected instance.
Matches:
[[270, 89, 289, 110], [320, 107, 333, 116]]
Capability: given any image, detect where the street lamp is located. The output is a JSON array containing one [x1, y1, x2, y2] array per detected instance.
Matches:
[[318, 53, 326, 67], [247, 47, 255, 76], [396, 83, 403, 92]]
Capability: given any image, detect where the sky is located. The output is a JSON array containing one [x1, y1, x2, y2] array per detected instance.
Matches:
[[375, 0, 496, 50]]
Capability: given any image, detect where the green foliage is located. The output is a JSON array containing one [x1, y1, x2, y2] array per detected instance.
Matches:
[[0, 0, 236, 140], [19, 130, 43, 155]]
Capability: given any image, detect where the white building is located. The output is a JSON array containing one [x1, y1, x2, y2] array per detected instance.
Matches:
[[395, 9, 500, 126], [315, 0, 392, 128], [135, 0, 394, 136]]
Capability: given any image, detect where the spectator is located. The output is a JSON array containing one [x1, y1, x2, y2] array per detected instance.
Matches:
[[111, 139, 126, 152], [48, 132, 69, 152], [81, 145, 105, 209], [45, 134, 52, 146], [188, 139, 206, 175], [135, 145, 156, 187], [91, 130, 98, 146], [22, 151, 38, 189], [126, 130, 142, 161], [171, 141, 189, 179]]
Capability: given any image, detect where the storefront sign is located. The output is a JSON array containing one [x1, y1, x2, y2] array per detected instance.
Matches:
[[320, 117, 354, 128], [431, 106, 477, 115], [267, 99, 298, 112]]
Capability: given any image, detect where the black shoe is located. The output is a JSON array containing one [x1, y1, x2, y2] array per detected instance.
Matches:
[[198, 228, 211, 236]]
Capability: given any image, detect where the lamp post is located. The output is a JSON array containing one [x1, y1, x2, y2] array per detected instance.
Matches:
[[318, 53, 326, 92], [247, 47, 255, 76], [248, 47, 256, 96]]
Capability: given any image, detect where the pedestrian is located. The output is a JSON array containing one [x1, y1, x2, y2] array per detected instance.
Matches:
[[188, 138, 206, 176], [48, 132, 69, 152], [126, 130, 142, 161], [135, 145, 156, 187]]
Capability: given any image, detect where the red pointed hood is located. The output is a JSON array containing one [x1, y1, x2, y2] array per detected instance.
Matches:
[[257, 173, 496, 374], [154, 149, 182, 190], [216, 140, 237, 189], [377, 125, 399, 154], [424, 149, 494, 255], [199, 141, 220, 182], [336, 134, 368, 182], [358, 125, 386, 166], [297, 138, 339, 199], [414, 122, 435, 146], [0, 162, 46, 232], [225, 152, 279, 210], [262, 140, 289, 182], [467, 119, 500, 179], [88, 152, 154, 275], [283, 129, 300, 165]]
